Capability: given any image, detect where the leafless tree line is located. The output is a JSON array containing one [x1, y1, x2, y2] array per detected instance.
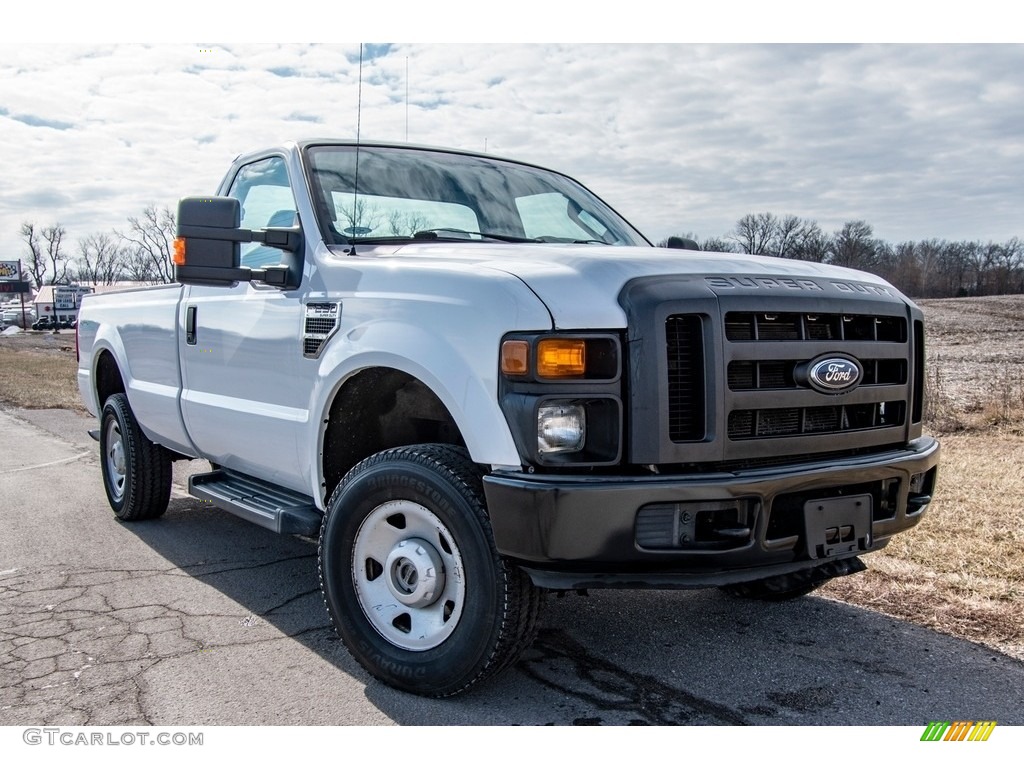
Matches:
[[18, 205, 177, 289], [16, 204, 1022, 300], [18, 199, 429, 290], [662, 213, 1024, 299]]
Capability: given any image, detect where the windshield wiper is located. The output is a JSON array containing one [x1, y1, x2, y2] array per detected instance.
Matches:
[[534, 236, 608, 244], [412, 228, 539, 243], [344, 229, 603, 246]]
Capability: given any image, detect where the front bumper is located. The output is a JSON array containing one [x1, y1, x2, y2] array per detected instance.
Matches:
[[483, 437, 939, 589]]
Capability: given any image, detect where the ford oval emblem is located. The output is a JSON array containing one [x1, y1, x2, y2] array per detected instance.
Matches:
[[807, 357, 862, 394]]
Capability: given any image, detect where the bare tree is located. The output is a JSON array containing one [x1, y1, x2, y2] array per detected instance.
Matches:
[[386, 209, 430, 237], [685, 211, 1021, 297], [117, 205, 176, 284], [76, 232, 125, 285], [768, 215, 801, 258], [122, 246, 161, 283], [41, 224, 71, 285], [19, 221, 71, 287], [933, 241, 971, 297], [337, 198, 384, 236], [700, 236, 736, 253], [789, 221, 831, 263], [1005, 237, 1024, 294], [829, 220, 879, 271], [730, 213, 778, 255], [19, 222, 47, 289]]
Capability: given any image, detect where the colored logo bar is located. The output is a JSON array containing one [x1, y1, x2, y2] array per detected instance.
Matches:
[[921, 721, 997, 741]]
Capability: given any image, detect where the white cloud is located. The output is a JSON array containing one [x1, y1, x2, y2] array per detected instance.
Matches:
[[1, 43, 1022, 266]]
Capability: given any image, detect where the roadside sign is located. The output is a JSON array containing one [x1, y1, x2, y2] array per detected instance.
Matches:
[[0, 261, 20, 280], [54, 288, 77, 310], [0, 281, 30, 293]]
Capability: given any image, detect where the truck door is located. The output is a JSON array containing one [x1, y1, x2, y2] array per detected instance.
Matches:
[[178, 155, 314, 493]]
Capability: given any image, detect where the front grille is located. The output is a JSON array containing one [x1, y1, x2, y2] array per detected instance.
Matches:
[[728, 359, 907, 390], [725, 312, 907, 343], [626, 276, 922, 467], [666, 315, 705, 441], [728, 402, 906, 439]]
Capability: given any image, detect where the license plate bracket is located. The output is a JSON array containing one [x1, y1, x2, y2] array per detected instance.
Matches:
[[803, 494, 872, 559]]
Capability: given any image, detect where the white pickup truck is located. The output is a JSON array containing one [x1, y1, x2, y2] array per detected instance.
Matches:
[[77, 140, 939, 696]]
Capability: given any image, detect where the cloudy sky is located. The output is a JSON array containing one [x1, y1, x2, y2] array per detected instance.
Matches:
[[1, 37, 1021, 264]]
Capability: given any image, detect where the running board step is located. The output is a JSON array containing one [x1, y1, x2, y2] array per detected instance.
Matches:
[[188, 470, 322, 536]]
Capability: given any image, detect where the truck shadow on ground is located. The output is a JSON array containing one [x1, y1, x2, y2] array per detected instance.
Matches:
[[129, 497, 1024, 726]]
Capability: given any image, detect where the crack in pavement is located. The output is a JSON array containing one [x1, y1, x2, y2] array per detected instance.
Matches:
[[518, 628, 749, 725], [0, 561, 329, 726]]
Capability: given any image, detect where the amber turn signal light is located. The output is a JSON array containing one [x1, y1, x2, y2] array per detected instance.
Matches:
[[500, 340, 530, 376], [537, 339, 586, 378], [173, 237, 187, 266]]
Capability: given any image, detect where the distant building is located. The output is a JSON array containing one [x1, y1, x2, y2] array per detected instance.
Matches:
[[33, 285, 95, 324]]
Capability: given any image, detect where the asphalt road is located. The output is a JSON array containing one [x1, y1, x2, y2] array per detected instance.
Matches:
[[1, 407, 1022, 727]]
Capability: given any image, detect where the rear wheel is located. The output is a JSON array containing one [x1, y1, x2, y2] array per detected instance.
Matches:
[[318, 444, 541, 696], [99, 393, 172, 521]]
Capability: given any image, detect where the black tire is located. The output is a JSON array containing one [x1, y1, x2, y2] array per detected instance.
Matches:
[[318, 444, 542, 697], [719, 578, 822, 601], [99, 393, 172, 521]]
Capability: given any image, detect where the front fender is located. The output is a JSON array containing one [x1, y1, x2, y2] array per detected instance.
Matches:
[[309, 323, 524, 477]]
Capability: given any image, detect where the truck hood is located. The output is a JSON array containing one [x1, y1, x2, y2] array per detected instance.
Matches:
[[371, 242, 904, 329]]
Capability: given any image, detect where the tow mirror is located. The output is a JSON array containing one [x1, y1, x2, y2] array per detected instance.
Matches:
[[174, 197, 243, 286], [662, 236, 701, 251], [174, 196, 303, 289]]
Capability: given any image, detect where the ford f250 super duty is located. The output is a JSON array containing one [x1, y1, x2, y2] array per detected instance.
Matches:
[[77, 140, 940, 696]]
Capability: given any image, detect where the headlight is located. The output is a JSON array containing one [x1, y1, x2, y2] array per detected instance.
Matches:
[[537, 404, 586, 454], [500, 335, 618, 381], [499, 332, 622, 467]]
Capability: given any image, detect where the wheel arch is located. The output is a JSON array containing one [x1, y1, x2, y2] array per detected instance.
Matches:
[[318, 365, 470, 504], [94, 347, 127, 410]]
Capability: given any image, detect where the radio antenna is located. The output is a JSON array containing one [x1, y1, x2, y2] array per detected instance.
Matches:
[[350, 43, 364, 250]]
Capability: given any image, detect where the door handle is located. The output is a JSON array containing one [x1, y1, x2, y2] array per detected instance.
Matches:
[[186, 305, 197, 346]]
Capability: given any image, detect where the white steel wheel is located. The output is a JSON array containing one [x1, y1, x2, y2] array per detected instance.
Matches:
[[318, 444, 542, 697], [104, 418, 127, 504], [352, 499, 466, 651]]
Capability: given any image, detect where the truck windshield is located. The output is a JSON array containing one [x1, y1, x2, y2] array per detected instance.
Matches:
[[304, 145, 650, 247]]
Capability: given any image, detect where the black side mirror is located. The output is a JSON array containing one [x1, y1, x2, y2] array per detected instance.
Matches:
[[175, 197, 243, 286], [663, 236, 700, 251], [175, 196, 303, 289]]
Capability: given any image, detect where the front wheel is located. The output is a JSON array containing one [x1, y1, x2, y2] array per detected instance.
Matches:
[[318, 444, 541, 697]]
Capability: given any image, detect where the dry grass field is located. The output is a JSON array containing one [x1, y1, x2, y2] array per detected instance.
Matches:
[[822, 296, 1024, 660], [1, 296, 1022, 660], [0, 331, 81, 410]]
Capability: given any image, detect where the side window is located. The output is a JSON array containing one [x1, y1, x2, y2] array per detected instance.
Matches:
[[227, 157, 297, 268]]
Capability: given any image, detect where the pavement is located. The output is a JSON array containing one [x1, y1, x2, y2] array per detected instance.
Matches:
[[1, 407, 1022, 726]]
